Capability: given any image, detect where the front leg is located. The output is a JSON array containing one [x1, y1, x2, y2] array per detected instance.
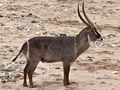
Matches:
[[63, 61, 70, 86]]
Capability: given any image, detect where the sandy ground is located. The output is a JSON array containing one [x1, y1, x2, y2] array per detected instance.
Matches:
[[0, 0, 120, 90]]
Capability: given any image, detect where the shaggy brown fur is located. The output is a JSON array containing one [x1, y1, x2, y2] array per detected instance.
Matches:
[[12, 3, 102, 87]]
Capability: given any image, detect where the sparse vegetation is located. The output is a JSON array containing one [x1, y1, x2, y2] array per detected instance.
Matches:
[[97, 27, 103, 30], [117, 27, 120, 30], [71, 30, 78, 33], [7, 8, 17, 11], [40, 28, 46, 31]]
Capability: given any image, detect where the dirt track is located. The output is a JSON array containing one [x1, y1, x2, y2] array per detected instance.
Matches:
[[0, 0, 120, 90]]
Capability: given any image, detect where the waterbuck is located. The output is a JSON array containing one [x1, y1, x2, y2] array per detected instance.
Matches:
[[12, 2, 102, 87]]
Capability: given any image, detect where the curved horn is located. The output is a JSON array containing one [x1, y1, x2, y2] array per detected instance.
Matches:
[[78, 4, 90, 27], [82, 2, 93, 25]]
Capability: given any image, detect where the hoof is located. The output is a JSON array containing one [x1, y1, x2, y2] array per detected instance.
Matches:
[[23, 83, 28, 87], [64, 82, 69, 86]]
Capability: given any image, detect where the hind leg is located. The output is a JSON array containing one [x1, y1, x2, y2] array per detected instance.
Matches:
[[23, 60, 31, 86], [28, 60, 39, 88]]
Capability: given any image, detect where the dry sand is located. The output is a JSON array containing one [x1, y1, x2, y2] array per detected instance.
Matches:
[[0, 0, 120, 90]]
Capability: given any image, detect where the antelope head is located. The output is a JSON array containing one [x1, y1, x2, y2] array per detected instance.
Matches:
[[78, 2, 103, 42]]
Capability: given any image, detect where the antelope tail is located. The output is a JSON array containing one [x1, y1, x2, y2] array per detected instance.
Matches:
[[12, 42, 26, 62]]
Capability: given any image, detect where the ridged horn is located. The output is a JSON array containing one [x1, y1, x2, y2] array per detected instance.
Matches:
[[78, 3, 91, 27], [82, 2, 93, 25]]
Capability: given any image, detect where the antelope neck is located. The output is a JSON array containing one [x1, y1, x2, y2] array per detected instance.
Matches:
[[75, 29, 90, 56]]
